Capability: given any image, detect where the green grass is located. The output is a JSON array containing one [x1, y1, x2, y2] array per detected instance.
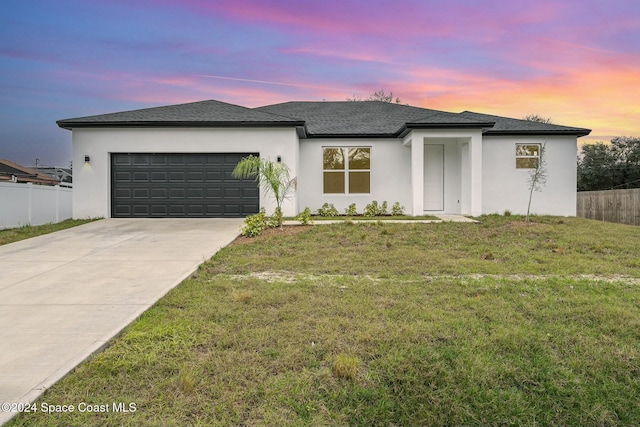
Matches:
[[0, 219, 97, 246], [9, 215, 640, 426]]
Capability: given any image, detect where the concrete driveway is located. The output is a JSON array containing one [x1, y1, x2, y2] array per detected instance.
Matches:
[[0, 218, 242, 425]]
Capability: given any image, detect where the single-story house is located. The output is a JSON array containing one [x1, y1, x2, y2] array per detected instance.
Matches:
[[0, 159, 61, 186], [57, 99, 590, 219]]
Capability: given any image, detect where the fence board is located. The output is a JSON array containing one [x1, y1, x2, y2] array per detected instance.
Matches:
[[577, 188, 640, 226], [0, 182, 73, 229]]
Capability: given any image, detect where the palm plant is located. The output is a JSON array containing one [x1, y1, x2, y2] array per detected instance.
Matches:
[[232, 155, 296, 227]]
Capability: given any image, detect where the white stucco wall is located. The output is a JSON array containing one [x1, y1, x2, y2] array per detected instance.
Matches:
[[482, 135, 577, 216], [298, 138, 412, 214], [72, 127, 299, 219]]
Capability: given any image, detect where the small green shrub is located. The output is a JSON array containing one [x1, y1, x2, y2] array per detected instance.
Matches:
[[345, 203, 358, 216], [504, 210, 512, 217], [363, 201, 381, 217], [391, 202, 405, 216], [241, 209, 267, 237], [295, 207, 314, 225], [266, 207, 282, 228], [317, 203, 339, 217], [380, 201, 388, 215], [273, 207, 284, 227]]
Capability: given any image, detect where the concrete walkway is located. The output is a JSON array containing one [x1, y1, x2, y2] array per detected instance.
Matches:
[[283, 214, 478, 225], [0, 219, 242, 425]]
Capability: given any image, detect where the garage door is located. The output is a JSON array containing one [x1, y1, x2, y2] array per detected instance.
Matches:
[[111, 153, 259, 218]]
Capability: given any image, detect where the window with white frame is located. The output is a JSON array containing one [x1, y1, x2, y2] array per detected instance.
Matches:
[[323, 147, 371, 193], [515, 144, 540, 169]]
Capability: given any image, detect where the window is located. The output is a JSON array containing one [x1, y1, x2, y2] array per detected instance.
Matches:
[[516, 144, 540, 169], [323, 147, 370, 193]]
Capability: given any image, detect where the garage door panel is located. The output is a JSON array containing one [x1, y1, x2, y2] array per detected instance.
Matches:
[[132, 188, 149, 198], [243, 187, 259, 197], [111, 153, 259, 218], [151, 188, 167, 198], [114, 188, 131, 198], [133, 205, 150, 215], [169, 155, 186, 165], [206, 171, 223, 181], [151, 156, 168, 165], [113, 154, 132, 165], [133, 154, 150, 165], [187, 188, 204, 198], [187, 171, 204, 182], [114, 171, 132, 182], [169, 188, 185, 198], [151, 172, 168, 182], [169, 172, 185, 182], [207, 188, 223, 198], [133, 172, 150, 182]]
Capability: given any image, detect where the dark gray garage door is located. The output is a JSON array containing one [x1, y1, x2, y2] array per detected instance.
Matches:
[[111, 153, 259, 218]]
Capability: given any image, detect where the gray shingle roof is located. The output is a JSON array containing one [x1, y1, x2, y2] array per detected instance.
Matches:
[[459, 111, 591, 136], [57, 99, 303, 129], [57, 98, 591, 137], [256, 101, 493, 136]]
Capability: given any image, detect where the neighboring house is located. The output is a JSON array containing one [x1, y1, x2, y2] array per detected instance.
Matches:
[[37, 166, 73, 186], [57, 99, 590, 219], [0, 159, 61, 186]]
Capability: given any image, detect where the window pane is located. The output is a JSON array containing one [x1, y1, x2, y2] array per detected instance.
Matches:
[[516, 144, 539, 157], [324, 172, 345, 193], [323, 148, 344, 170], [348, 147, 370, 170], [349, 171, 370, 193], [516, 158, 539, 169]]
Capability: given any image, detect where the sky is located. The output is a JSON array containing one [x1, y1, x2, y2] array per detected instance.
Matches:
[[1, 0, 639, 168]]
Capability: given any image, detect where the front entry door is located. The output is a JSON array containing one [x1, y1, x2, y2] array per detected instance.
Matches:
[[424, 144, 444, 211]]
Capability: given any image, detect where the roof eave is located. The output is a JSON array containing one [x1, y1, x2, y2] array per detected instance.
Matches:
[[56, 120, 306, 130], [398, 121, 496, 138], [305, 133, 398, 139], [484, 129, 592, 137]]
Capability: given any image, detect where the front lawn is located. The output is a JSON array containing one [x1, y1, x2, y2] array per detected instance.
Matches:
[[9, 216, 640, 426], [0, 219, 96, 246]]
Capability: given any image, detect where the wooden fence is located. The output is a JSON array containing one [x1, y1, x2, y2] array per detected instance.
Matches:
[[576, 188, 640, 226]]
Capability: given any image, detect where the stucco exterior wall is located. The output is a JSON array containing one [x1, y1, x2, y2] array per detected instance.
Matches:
[[298, 138, 412, 214], [72, 127, 299, 219], [482, 135, 578, 216]]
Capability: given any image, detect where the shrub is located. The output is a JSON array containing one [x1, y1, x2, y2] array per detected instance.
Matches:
[[345, 203, 358, 216], [266, 207, 281, 228], [295, 207, 314, 225], [317, 203, 339, 217], [391, 202, 405, 216], [363, 200, 382, 217], [380, 201, 388, 215], [241, 209, 267, 237]]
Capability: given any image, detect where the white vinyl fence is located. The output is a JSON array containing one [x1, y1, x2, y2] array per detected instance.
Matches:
[[0, 182, 73, 229]]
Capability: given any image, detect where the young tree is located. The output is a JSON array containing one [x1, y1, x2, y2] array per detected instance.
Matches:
[[232, 155, 296, 228], [523, 114, 553, 124], [526, 143, 547, 222], [347, 89, 403, 104]]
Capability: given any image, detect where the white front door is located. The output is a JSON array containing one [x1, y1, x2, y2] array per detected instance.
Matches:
[[424, 144, 444, 211]]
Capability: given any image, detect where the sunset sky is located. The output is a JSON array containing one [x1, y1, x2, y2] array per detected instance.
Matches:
[[1, 0, 639, 167]]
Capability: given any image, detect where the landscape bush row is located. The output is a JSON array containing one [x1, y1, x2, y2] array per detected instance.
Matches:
[[240, 201, 405, 237]]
